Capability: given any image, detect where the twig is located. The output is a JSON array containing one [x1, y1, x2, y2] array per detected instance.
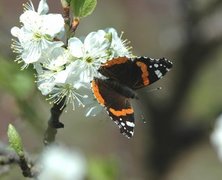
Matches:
[[43, 97, 66, 145], [0, 153, 35, 178], [0, 154, 19, 165], [19, 155, 33, 178]]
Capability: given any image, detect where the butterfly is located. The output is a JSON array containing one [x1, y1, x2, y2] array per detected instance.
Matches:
[[91, 56, 173, 138]]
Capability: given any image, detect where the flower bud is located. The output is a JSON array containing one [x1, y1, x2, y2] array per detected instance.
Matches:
[[7, 124, 24, 157]]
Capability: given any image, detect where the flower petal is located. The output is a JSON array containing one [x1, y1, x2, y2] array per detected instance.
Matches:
[[38, 81, 55, 95], [20, 11, 42, 32], [84, 30, 110, 53], [37, 0, 49, 15], [68, 37, 84, 58], [11, 27, 21, 37], [21, 44, 41, 63], [41, 14, 64, 36]]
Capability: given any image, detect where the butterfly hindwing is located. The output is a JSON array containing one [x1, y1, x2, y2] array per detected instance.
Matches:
[[91, 78, 135, 138]]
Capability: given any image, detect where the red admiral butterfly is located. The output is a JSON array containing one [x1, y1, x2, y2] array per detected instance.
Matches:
[[91, 57, 173, 138]]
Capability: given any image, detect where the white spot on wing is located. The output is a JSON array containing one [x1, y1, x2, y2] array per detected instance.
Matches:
[[155, 70, 163, 78], [130, 131, 134, 136], [154, 64, 159, 68], [126, 121, 135, 127]]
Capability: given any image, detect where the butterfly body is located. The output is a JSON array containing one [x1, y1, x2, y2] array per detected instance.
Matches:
[[91, 56, 173, 138], [97, 78, 138, 99]]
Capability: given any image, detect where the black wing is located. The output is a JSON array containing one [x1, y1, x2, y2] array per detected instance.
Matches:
[[98, 57, 173, 89], [133, 57, 173, 89], [91, 78, 135, 138], [98, 57, 137, 88]]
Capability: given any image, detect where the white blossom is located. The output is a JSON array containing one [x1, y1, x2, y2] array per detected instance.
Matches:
[[12, 2, 133, 114], [105, 28, 132, 58], [68, 31, 109, 83], [11, 0, 64, 66], [38, 145, 87, 180], [67, 28, 132, 83], [36, 48, 88, 110]]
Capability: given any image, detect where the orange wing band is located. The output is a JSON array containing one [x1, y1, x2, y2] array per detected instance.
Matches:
[[91, 80, 105, 106], [102, 57, 128, 68], [136, 61, 149, 85], [109, 107, 134, 117]]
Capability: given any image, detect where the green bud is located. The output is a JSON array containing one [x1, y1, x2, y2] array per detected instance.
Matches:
[[71, 0, 97, 18], [7, 124, 24, 157]]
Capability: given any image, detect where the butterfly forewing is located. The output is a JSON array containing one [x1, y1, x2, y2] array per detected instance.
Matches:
[[98, 57, 137, 88], [133, 57, 173, 88], [99, 57, 173, 90]]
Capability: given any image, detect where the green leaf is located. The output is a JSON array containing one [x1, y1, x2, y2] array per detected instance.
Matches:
[[71, 0, 97, 18], [7, 124, 24, 157]]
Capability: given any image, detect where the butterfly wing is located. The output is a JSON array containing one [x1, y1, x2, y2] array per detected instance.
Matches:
[[99, 57, 173, 89], [98, 57, 136, 87], [93, 56, 173, 138], [91, 78, 135, 138], [133, 57, 173, 89]]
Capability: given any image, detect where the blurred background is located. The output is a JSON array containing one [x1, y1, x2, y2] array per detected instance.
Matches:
[[1, 0, 222, 179]]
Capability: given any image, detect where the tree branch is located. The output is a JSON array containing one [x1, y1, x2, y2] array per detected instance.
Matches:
[[0, 146, 35, 178], [43, 97, 66, 145], [18, 155, 33, 178], [0, 155, 19, 165]]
